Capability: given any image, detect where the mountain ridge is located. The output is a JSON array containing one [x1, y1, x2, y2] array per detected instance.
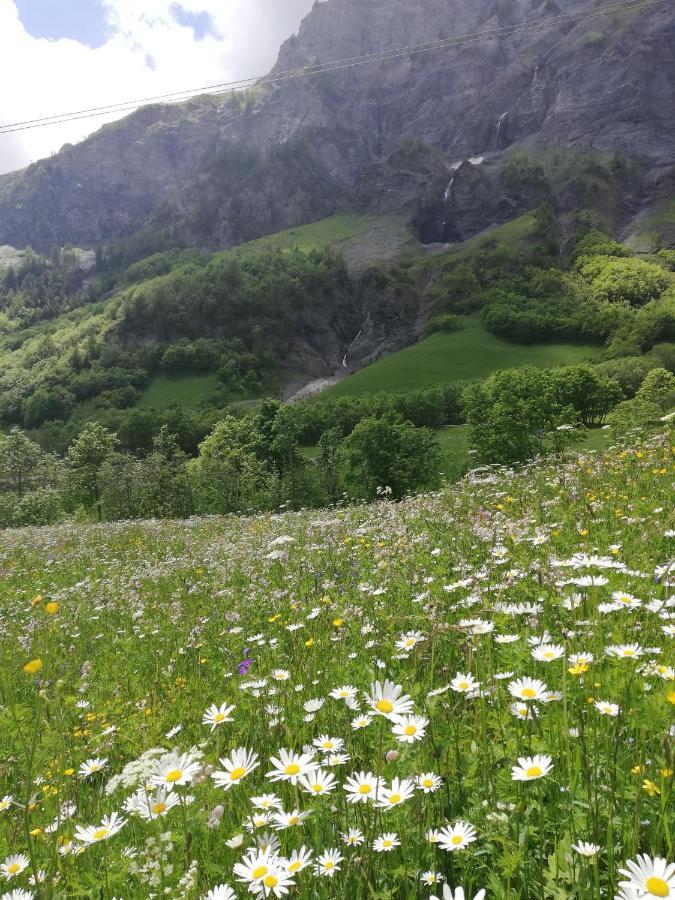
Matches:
[[0, 0, 673, 253]]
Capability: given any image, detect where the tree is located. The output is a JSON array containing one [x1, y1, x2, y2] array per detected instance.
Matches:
[[635, 367, 675, 411], [551, 365, 622, 426], [578, 256, 671, 307], [339, 415, 442, 501], [191, 416, 269, 514], [0, 427, 44, 495], [67, 423, 119, 515], [465, 367, 576, 465]]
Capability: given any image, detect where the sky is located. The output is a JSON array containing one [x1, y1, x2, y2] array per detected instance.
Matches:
[[0, 0, 317, 175]]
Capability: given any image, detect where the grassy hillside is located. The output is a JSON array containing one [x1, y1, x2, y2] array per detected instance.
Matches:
[[1, 428, 672, 897], [324, 318, 603, 398]]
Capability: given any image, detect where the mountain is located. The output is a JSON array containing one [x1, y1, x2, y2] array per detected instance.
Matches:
[[0, 0, 673, 253]]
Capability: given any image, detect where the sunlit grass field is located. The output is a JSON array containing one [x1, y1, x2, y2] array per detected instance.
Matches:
[[0, 428, 673, 899], [322, 319, 603, 399]]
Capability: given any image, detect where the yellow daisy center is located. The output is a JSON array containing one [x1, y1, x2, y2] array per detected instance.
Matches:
[[152, 802, 166, 815], [451, 835, 463, 845], [383, 840, 392, 847], [213, 713, 225, 722], [543, 652, 554, 659], [645, 877, 669, 897], [521, 687, 536, 698], [623, 650, 635, 656], [526, 766, 543, 778], [358, 784, 372, 794], [423, 778, 433, 787], [263, 875, 278, 888], [388, 793, 401, 804], [311, 783, 324, 793], [288, 861, 301, 872], [93, 827, 110, 840], [288, 816, 300, 825], [324, 861, 334, 870], [284, 763, 301, 776], [252, 865, 268, 879], [165, 769, 183, 783], [7, 863, 20, 874], [376, 699, 394, 714], [229, 767, 246, 781], [458, 682, 469, 690], [404, 725, 417, 736]]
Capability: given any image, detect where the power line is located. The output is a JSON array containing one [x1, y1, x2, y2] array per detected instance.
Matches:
[[0, 0, 667, 136]]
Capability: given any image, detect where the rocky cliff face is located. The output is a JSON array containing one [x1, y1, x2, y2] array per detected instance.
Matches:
[[0, 0, 673, 251]]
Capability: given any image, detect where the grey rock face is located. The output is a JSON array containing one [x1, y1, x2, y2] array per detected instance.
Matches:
[[0, 0, 673, 251]]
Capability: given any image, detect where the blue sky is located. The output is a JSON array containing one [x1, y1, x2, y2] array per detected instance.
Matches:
[[13, 0, 218, 47], [14, 0, 110, 47]]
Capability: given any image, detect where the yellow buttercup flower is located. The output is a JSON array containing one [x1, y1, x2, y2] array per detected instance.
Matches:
[[23, 659, 43, 675], [45, 601, 59, 615], [643, 779, 660, 797]]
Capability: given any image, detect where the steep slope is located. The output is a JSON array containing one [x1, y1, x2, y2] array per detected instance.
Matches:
[[0, 0, 673, 251]]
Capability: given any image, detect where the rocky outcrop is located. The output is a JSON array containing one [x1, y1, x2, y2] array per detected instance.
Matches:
[[0, 0, 673, 251]]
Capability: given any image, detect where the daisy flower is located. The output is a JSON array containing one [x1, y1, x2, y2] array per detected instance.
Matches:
[[150, 751, 201, 791], [285, 846, 313, 874], [202, 887, 236, 900], [202, 703, 235, 731], [421, 871, 444, 887], [511, 755, 553, 781], [250, 794, 283, 811], [78, 757, 108, 778], [451, 673, 479, 694], [531, 644, 565, 663], [395, 631, 425, 651], [432, 887, 486, 900], [314, 849, 343, 877], [416, 772, 443, 793], [212, 747, 259, 790], [298, 768, 338, 796], [0, 797, 12, 813], [233, 848, 283, 890], [391, 714, 428, 743], [605, 644, 644, 659], [375, 777, 415, 811], [437, 821, 477, 851], [0, 856, 29, 880], [343, 771, 384, 804], [508, 677, 548, 701], [266, 749, 316, 784], [124, 786, 181, 820], [373, 832, 400, 852], [329, 685, 358, 702], [74, 812, 126, 844], [312, 735, 344, 754], [351, 714, 372, 730], [1, 891, 35, 900], [594, 700, 620, 717], [365, 679, 414, 719], [342, 828, 365, 846], [618, 854, 675, 898], [270, 808, 311, 831], [572, 841, 601, 858]]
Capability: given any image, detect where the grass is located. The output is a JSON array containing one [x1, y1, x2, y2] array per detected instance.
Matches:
[[214, 212, 418, 273], [136, 373, 223, 410], [322, 318, 603, 399], [0, 428, 672, 898]]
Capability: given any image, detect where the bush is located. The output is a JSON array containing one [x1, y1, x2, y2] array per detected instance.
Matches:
[[424, 314, 466, 336], [14, 489, 63, 526]]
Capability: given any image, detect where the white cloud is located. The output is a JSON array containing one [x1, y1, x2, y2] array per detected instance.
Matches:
[[0, 0, 315, 175]]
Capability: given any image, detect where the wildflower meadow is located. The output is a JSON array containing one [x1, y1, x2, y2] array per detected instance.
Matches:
[[0, 428, 673, 899]]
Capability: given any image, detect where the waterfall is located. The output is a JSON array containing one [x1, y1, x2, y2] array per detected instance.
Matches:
[[532, 65, 540, 88], [468, 155, 484, 166], [441, 174, 456, 234], [342, 329, 363, 368], [495, 111, 508, 149]]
